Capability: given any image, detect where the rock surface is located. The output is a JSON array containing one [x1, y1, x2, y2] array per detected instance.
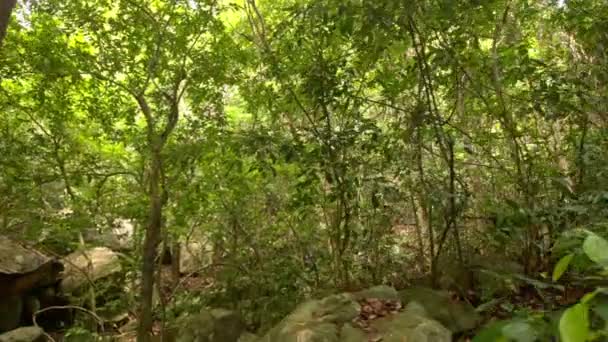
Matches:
[[256, 285, 453, 342], [0, 237, 64, 333], [176, 308, 248, 342], [82, 219, 135, 251], [237, 332, 258, 342], [0, 326, 44, 342], [371, 304, 451, 342], [61, 247, 122, 292], [399, 286, 480, 333], [0, 237, 53, 275], [163, 286, 476, 342], [179, 239, 213, 274]]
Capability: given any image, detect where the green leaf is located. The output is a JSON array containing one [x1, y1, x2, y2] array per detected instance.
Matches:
[[559, 303, 589, 342], [511, 274, 564, 291], [583, 234, 608, 267], [473, 320, 510, 342], [553, 253, 574, 281], [580, 288, 608, 304], [592, 298, 608, 324], [502, 320, 537, 342]]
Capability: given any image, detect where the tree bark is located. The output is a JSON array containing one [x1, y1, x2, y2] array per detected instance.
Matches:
[[137, 146, 163, 342], [0, 0, 16, 49], [135, 89, 180, 341], [171, 241, 180, 285]]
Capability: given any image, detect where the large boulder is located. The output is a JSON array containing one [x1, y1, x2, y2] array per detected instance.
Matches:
[[179, 239, 213, 274], [468, 257, 525, 299], [353, 285, 400, 301], [0, 298, 22, 334], [399, 286, 480, 334], [258, 292, 359, 342], [0, 237, 64, 333], [258, 285, 451, 342], [0, 326, 44, 342], [370, 305, 451, 342], [176, 308, 248, 342], [82, 219, 135, 251], [237, 332, 258, 342], [60, 247, 122, 293]]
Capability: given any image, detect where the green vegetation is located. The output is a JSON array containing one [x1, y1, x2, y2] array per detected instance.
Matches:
[[1, 0, 607, 341]]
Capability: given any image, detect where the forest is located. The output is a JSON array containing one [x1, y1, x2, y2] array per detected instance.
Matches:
[[0, 0, 607, 341]]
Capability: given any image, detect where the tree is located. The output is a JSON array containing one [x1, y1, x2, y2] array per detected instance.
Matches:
[[0, 0, 17, 48], [21, 0, 234, 339]]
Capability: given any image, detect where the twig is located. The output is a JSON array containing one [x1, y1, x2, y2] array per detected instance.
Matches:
[[42, 331, 57, 342], [33, 305, 106, 334]]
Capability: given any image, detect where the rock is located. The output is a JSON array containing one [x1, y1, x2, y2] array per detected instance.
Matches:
[[339, 324, 366, 342], [176, 308, 247, 342], [0, 326, 44, 342], [106, 219, 135, 251], [468, 257, 525, 298], [0, 237, 65, 333], [266, 323, 339, 342], [258, 293, 358, 342], [353, 285, 400, 301], [61, 247, 122, 292], [371, 307, 451, 342], [259, 286, 453, 342], [0, 238, 55, 276], [82, 219, 135, 251], [237, 332, 258, 342], [399, 286, 480, 333], [179, 240, 213, 274]]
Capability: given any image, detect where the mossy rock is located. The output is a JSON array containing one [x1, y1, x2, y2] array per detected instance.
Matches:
[[176, 308, 247, 342], [259, 322, 340, 342], [353, 285, 400, 301], [399, 286, 480, 333], [259, 286, 456, 342], [338, 324, 367, 342], [259, 293, 359, 342], [237, 332, 258, 342], [371, 309, 451, 342], [0, 326, 44, 342]]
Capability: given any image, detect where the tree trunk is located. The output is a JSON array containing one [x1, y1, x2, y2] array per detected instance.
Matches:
[[137, 147, 164, 342], [171, 241, 181, 286], [410, 195, 427, 272], [0, 0, 17, 48]]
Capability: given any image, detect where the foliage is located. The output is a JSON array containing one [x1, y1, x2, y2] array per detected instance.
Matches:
[[0, 0, 608, 339], [475, 232, 608, 341]]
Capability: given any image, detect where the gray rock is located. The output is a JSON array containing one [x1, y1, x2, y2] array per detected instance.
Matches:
[[400, 286, 480, 333], [237, 332, 258, 342], [339, 324, 367, 342], [176, 308, 247, 342], [353, 285, 400, 301], [61, 247, 122, 293], [371, 309, 451, 342], [259, 286, 453, 342], [262, 322, 339, 342], [82, 219, 135, 251], [0, 326, 44, 342], [258, 292, 360, 342], [0, 237, 63, 333], [259, 292, 360, 342], [179, 240, 213, 274]]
